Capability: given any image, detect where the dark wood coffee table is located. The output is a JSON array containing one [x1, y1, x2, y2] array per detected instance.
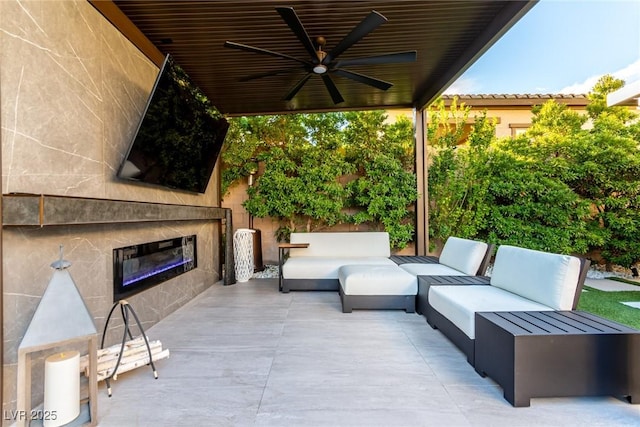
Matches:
[[474, 310, 640, 407]]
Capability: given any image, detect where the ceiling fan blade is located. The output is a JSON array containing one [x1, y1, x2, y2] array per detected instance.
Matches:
[[284, 73, 313, 101], [276, 7, 318, 61], [324, 11, 387, 63], [335, 51, 417, 68], [224, 41, 309, 65], [333, 69, 392, 91], [321, 74, 345, 104], [239, 67, 305, 82]]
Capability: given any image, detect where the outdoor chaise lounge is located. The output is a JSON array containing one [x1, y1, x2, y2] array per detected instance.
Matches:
[[425, 245, 590, 364]]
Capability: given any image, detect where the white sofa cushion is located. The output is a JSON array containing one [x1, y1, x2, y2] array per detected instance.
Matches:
[[398, 263, 467, 277], [428, 285, 553, 339], [283, 257, 396, 280], [339, 265, 417, 295], [438, 237, 489, 276], [289, 232, 390, 258], [490, 245, 582, 310]]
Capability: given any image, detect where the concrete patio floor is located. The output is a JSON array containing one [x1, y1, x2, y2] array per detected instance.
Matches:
[[97, 278, 640, 426]]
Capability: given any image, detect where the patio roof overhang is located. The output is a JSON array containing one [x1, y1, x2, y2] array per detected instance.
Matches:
[[607, 79, 640, 107], [90, 0, 538, 116]]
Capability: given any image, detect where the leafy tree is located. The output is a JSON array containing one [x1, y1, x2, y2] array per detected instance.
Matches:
[[348, 153, 417, 248], [383, 115, 416, 171], [427, 76, 640, 266], [220, 114, 309, 195], [343, 111, 417, 249], [343, 110, 415, 170], [427, 98, 492, 249], [222, 110, 417, 248], [241, 131, 353, 237], [570, 76, 640, 267], [482, 140, 592, 254], [519, 76, 640, 265], [483, 100, 595, 254]]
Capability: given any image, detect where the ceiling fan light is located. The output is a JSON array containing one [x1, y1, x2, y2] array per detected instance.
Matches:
[[313, 64, 328, 74]]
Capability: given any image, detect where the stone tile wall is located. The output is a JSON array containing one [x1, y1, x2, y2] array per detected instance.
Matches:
[[1, 0, 221, 417]]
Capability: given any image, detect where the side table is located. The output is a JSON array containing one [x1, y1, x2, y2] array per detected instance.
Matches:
[[474, 310, 640, 407], [278, 243, 309, 292]]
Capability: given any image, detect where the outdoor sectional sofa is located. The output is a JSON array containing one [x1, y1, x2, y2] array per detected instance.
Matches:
[[277, 233, 640, 406], [425, 244, 590, 364], [396, 236, 493, 278], [279, 232, 493, 313], [279, 232, 397, 293]]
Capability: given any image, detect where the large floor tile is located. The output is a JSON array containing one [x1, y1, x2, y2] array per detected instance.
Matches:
[[96, 279, 640, 426]]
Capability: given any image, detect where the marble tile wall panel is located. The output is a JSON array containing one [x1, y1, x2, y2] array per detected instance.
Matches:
[[1, 0, 220, 204], [2, 220, 219, 414], [1, 0, 104, 197], [1, 0, 224, 418]]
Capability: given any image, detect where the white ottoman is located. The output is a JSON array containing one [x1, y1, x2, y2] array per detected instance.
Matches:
[[338, 265, 417, 313]]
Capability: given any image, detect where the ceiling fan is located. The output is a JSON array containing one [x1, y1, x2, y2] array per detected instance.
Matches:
[[223, 7, 417, 104]]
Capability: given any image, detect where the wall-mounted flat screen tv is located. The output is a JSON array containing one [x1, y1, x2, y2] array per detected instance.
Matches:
[[117, 54, 228, 194]]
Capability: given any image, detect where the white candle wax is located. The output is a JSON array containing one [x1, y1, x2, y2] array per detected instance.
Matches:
[[43, 351, 80, 427]]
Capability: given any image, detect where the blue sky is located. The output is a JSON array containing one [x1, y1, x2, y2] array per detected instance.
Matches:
[[445, 0, 640, 95]]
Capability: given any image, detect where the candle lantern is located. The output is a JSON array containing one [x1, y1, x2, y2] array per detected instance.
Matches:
[[16, 248, 98, 427]]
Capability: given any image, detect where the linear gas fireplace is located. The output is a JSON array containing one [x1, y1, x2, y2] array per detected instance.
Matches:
[[113, 235, 197, 301]]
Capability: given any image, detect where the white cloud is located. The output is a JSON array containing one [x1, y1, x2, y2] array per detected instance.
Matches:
[[443, 76, 480, 95], [559, 58, 640, 94], [614, 58, 640, 82]]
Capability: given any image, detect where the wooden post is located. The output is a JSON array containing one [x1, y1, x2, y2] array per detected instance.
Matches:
[[224, 208, 235, 285], [414, 108, 429, 255], [88, 336, 98, 426]]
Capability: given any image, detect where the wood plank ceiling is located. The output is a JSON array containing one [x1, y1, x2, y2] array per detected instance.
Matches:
[[96, 1, 537, 116]]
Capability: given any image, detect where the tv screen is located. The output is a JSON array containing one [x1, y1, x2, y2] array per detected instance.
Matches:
[[118, 54, 228, 193]]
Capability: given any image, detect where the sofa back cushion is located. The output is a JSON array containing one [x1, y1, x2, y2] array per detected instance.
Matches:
[[490, 245, 582, 310], [438, 237, 489, 275], [289, 232, 391, 258]]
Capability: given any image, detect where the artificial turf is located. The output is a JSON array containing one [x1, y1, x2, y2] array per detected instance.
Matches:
[[577, 287, 640, 330]]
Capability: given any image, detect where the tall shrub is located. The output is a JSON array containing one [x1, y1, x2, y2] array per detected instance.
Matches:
[[344, 111, 417, 249], [571, 76, 640, 266], [348, 153, 417, 249], [427, 98, 493, 249], [481, 99, 594, 254], [482, 138, 592, 253], [222, 111, 417, 247]]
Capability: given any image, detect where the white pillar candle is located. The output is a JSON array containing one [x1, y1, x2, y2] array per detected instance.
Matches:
[[43, 351, 80, 427]]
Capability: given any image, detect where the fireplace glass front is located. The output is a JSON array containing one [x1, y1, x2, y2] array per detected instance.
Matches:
[[113, 235, 197, 301]]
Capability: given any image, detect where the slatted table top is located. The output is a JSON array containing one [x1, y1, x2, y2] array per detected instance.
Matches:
[[418, 275, 491, 285], [278, 243, 310, 249], [476, 311, 640, 336], [390, 255, 439, 265]]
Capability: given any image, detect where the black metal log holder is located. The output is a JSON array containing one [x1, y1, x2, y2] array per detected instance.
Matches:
[[100, 300, 158, 397]]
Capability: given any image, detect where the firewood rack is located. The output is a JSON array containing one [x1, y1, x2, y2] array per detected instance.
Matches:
[[101, 300, 158, 396]]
